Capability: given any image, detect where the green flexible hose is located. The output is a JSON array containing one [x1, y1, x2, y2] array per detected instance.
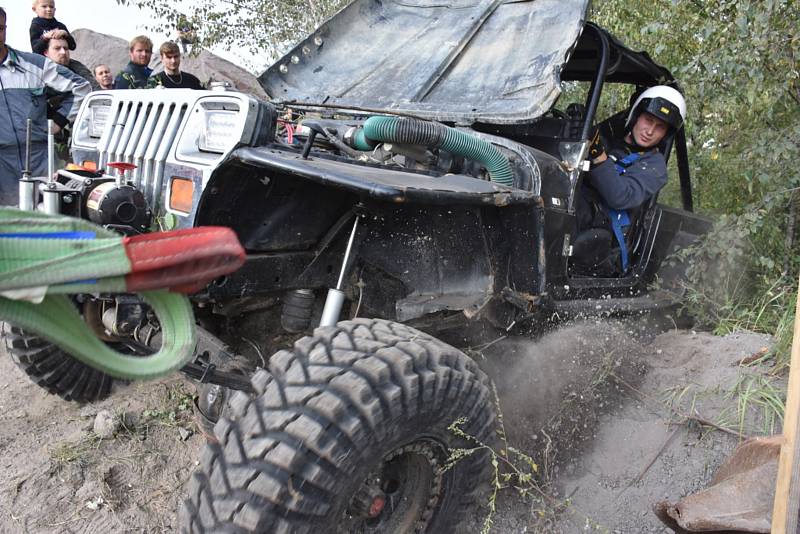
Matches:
[[352, 116, 515, 187]]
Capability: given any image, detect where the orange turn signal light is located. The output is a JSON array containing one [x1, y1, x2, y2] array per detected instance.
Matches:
[[169, 177, 194, 213], [65, 161, 98, 172]]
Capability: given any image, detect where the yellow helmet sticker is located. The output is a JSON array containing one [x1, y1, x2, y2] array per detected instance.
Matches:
[[660, 107, 671, 114]]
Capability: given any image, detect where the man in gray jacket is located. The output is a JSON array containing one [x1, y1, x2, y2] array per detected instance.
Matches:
[[0, 7, 90, 205], [42, 30, 98, 90]]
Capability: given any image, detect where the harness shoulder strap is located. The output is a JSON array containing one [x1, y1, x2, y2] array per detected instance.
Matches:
[[606, 208, 631, 272], [612, 151, 643, 175], [605, 151, 643, 273]]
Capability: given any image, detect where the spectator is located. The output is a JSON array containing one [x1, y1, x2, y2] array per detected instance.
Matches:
[[29, 0, 75, 55], [115, 35, 153, 89], [0, 7, 90, 205], [93, 64, 114, 90], [42, 30, 98, 90], [40, 30, 96, 163], [149, 41, 202, 89]]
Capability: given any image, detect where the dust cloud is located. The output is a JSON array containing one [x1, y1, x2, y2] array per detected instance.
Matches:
[[478, 318, 652, 463]]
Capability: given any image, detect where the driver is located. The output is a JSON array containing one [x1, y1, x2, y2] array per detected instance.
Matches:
[[575, 85, 687, 274]]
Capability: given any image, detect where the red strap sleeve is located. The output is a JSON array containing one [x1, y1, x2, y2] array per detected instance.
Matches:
[[122, 227, 245, 294]]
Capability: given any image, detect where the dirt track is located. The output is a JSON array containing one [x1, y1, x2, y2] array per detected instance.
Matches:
[[0, 319, 775, 533], [0, 352, 202, 533]]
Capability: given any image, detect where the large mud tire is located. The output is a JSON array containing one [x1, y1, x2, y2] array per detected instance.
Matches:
[[181, 318, 496, 533], [2, 323, 116, 403]]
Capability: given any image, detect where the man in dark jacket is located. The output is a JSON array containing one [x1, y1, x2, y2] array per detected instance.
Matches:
[[148, 41, 203, 89], [115, 35, 153, 89], [0, 7, 90, 205], [575, 85, 687, 275], [40, 30, 97, 164], [93, 64, 114, 90]]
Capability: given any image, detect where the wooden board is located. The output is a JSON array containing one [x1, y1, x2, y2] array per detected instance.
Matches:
[[772, 274, 800, 533]]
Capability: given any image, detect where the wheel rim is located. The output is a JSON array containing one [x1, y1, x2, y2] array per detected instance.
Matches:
[[341, 439, 448, 533]]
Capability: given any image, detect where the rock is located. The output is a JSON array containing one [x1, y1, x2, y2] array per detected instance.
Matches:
[[121, 411, 140, 430], [79, 405, 98, 418], [85, 495, 105, 510], [75, 479, 102, 502], [93, 410, 117, 439], [178, 427, 192, 441]]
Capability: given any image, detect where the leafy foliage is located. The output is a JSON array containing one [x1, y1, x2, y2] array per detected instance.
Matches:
[[116, 0, 348, 68]]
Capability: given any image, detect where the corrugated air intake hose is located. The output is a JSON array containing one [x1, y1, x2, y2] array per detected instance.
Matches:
[[351, 116, 515, 187]]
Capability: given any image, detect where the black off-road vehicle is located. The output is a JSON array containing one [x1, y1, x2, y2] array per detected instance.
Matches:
[[3, 0, 710, 532]]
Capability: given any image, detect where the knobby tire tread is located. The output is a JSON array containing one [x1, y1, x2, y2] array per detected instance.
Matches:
[[2, 323, 116, 403], [182, 318, 495, 533]]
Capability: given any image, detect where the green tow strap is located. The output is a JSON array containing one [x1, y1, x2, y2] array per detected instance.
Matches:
[[1, 293, 195, 380], [0, 208, 196, 380]]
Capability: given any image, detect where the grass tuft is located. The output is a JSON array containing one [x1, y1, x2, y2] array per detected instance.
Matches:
[[49, 434, 102, 471]]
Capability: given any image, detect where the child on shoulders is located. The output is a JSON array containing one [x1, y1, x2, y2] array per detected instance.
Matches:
[[30, 0, 76, 55]]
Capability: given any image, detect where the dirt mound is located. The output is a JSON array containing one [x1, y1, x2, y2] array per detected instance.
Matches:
[[70, 28, 267, 97], [471, 321, 775, 533], [550, 329, 775, 533]]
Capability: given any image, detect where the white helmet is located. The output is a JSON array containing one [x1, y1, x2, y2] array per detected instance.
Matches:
[[625, 85, 687, 132]]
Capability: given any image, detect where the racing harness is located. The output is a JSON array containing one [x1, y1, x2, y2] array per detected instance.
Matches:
[[603, 151, 644, 273]]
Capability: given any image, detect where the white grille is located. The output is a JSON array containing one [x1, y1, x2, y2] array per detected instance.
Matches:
[[96, 98, 189, 213], [75, 89, 260, 217]]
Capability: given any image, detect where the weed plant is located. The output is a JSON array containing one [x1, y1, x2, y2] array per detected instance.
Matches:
[[140, 384, 195, 427], [49, 434, 102, 471], [726, 372, 785, 436], [118, 383, 197, 440], [444, 384, 611, 533]]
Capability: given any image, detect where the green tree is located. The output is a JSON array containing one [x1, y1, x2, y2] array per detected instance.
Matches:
[[116, 0, 348, 65]]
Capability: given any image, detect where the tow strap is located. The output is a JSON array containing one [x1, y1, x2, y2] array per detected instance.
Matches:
[[604, 152, 643, 273], [0, 208, 245, 380]]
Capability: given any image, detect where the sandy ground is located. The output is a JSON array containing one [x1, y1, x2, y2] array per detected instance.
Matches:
[[0, 355, 203, 533], [0, 319, 777, 533]]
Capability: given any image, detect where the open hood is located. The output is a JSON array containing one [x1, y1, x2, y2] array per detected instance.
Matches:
[[259, 0, 590, 125]]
